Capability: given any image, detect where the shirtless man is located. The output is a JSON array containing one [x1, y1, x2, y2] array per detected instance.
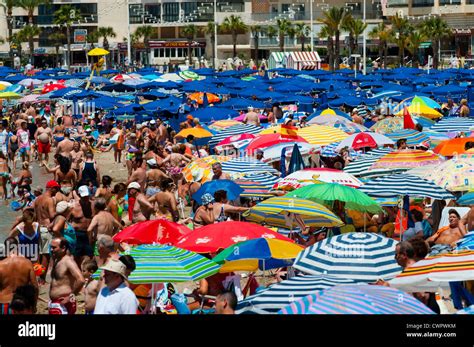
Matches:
[[243, 106, 260, 127], [53, 117, 66, 146], [211, 162, 230, 180], [87, 198, 122, 253], [156, 118, 168, 145], [71, 186, 94, 265], [459, 206, 474, 235], [56, 131, 75, 158], [427, 209, 466, 245], [127, 182, 154, 224], [0, 238, 38, 314], [127, 156, 147, 192], [34, 180, 60, 284], [35, 118, 53, 164], [48, 237, 85, 315]]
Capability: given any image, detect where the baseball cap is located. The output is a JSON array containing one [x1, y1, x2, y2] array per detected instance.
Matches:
[[100, 258, 128, 279], [146, 159, 157, 167], [46, 180, 60, 189], [56, 201, 71, 214], [129, 133, 137, 138], [78, 185, 90, 197], [150, 120, 156, 125], [127, 182, 141, 190], [136, 124, 143, 130]]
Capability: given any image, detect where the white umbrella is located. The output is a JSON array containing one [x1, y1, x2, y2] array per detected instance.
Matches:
[[262, 142, 320, 163]]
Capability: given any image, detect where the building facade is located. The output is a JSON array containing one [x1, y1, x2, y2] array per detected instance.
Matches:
[[383, 0, 474, 59], [0, 0, 386, 68]]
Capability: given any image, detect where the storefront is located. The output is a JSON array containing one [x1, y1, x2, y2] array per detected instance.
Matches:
[[148, 41, 206, 65]]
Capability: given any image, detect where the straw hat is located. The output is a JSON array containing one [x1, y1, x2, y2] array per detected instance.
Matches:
[[100, 259, 128, 279]]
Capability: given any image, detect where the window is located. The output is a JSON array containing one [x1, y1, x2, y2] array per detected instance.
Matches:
[[439, 0, 461, 4], [387, 0, 409, 6], [412, 0, 434, 7], [163, 2, 180, 22], [177, 48, 184, 57], [144, 4, 161, 24], [38, 3, 97, 25]]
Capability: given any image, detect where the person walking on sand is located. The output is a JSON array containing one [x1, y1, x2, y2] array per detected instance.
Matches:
[[48, 237, 85, 315]]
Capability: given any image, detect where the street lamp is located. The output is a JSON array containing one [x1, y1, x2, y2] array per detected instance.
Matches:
[[214, 0, 218, 69], [362, 0, 367, 75], [351, 54, 360, 78], [126, 0, 132, 69]]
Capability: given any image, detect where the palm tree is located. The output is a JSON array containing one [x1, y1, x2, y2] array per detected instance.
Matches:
[[19, 0, 49, 24], [10, 32, 23, 59], [182, 24, 197, 65], [48, 31, 65, 67], [319, 25, 335, 71], [17, 24, 40, 60], [321, 6, 349, 70], [249, 25, 262, 66], [135, 25, 155, 66], [343, 16, 367, 56], [294, 23, 310, 52], [390, 14, 411, 66], [2, 0, 17, 58], [204, 21, 218, 67], [406, 31, 425, 67], [97, 27, 116, 66], [221, 15, 248, 58], [86, 31, 99, 49], [369, 22, 390, 68], [266, 25, 277, 43], [54, 5, 82, 72], [420, 16, 451, 69], [275, 18, 292, 52]]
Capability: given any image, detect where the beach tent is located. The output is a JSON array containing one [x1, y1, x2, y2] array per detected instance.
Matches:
[[268, 52, 290, 70], [286, 52, 321, 70]]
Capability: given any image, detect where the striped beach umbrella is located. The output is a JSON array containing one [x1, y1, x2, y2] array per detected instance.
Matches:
[[208, 124, 261, 148], [221, 157, 280, 179], [389, 251, 474, 292], [298, 125, 349, 145], [245, 196, 344, 228], [386, 129, 430, 147], [408, 157, 474, 192], [64, 78, 86, 88], [333, 121, 368, 133], [236, 275, 356, 314], [343, 148, 395, 177], [179, 70, 199, 80], [430, 117, 474, 133], [359, 174, 454, 199], [294, 233, 401, 282], [208, 119, 242, 131], [235, 173, 280, 198], [273, 168, 363, 191], [279, 285, 434, 314], [321, 141, 363, 158], [370, 150, 444, 170], [458, 192, 474, 206], [126, 244, 220, 283]]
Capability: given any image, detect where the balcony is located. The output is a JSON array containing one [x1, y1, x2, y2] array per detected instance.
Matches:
[[251, 36, 297, 48]]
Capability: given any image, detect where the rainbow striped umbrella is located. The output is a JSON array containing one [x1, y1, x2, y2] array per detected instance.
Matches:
[[278, 285, 434, 314], [245, 196, 344, 228], [235, 173, 280, 198], [208, 119, 241, 131], [389, 251, 474, 292], [370, 150, 444, 170], [127, 244, 220, 283]]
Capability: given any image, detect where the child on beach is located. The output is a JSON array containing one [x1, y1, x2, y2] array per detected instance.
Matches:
[[82, 259, 100, 315]]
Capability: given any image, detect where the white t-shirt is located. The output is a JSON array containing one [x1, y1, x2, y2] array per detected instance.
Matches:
[[402, 221, 423, 241], [94, 282, 138, 314], [0, 130, 8, 151]]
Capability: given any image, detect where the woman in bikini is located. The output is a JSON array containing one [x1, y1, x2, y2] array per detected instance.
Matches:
[[148, 178, 179, 222], [8, 208, 40, 262], [43, 155, 76, 198], [108, 183, 127, 224], [8, 133, 19, 171], [70, 141, 84, 176], [0, 151, 10, 199], [12, 161, 32, 199], [95, 175, 113, 202], [53, 117, 65, 147], [161, 145, 191, 187]]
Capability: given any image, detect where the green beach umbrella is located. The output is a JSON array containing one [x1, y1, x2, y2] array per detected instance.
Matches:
[[126, 244, 220, 284], [286, 182, 382, 214], [244, 196, 344, 229]]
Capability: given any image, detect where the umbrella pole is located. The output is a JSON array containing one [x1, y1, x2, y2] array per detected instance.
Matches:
[[399, 196, 404, 242], [364, 212, 366, 232], [263, 259, 266, 287]]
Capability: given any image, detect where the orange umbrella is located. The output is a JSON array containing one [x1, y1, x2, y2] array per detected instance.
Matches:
[[188, 92, 220, 105], [433, 137, 474, 156]]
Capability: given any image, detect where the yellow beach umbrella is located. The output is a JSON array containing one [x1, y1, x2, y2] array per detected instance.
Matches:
[[298, 125, 348, 145], [87, 47, 110, 56], [395, 104, 442, 119], [0, 91, 21, 99], [260, 125, 282, 135], [175, 127, 213, 139]]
